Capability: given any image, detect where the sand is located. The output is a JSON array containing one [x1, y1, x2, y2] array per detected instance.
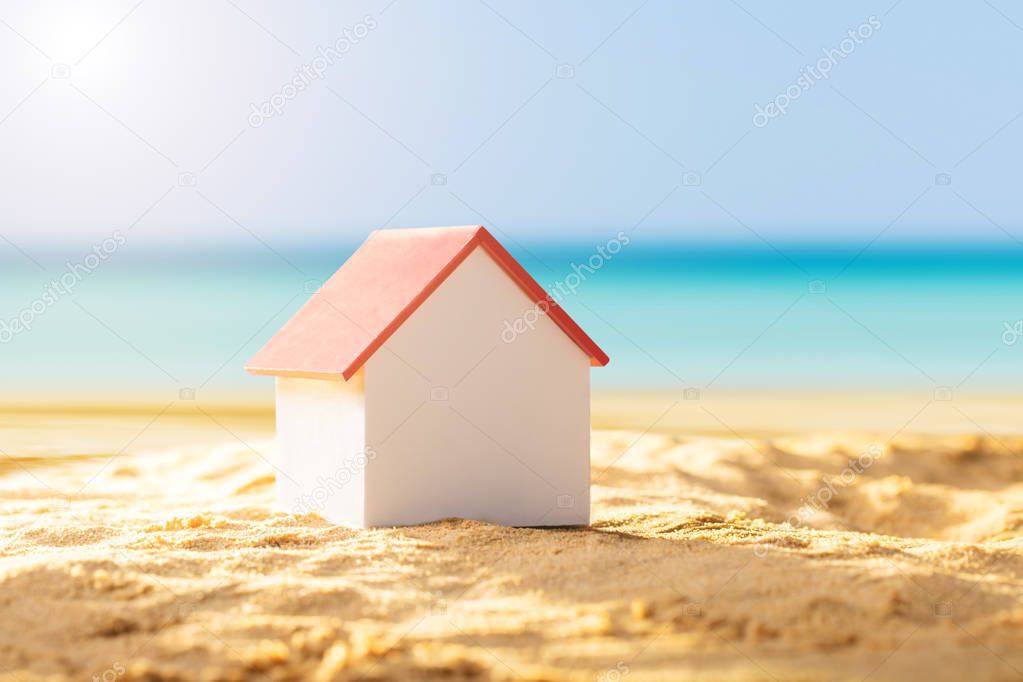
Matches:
[[1, 405, 1022, 681]]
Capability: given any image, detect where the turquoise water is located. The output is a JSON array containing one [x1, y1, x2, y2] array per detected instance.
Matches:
[[2, 241, 1021, 398]]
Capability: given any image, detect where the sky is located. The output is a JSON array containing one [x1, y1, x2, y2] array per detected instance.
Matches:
[[1, 0, 1022, 254]]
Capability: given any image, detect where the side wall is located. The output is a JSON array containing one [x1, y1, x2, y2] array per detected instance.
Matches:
[[275, 376, 366, 526], [363, 247, 591, 526]]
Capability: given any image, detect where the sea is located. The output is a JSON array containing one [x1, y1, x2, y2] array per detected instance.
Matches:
[[2, 240, 1021, 399]]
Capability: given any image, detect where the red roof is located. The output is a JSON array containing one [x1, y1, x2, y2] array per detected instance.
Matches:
[[246, 225, 609, 380]]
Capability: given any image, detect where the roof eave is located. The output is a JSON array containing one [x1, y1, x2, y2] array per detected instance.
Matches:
[[245, 367, 349, 381]]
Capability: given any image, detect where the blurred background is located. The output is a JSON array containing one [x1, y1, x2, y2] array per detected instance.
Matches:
[[2, 0, 1022, 412]]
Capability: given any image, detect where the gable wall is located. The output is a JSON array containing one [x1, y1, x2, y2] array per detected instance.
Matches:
[[363, 247, 590, 526]]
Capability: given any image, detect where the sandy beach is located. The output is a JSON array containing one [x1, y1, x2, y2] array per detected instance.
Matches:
[[1, 399, 1022, 681]]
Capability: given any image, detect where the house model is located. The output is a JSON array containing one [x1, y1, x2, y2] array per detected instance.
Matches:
[[246, 225, 609, 528]]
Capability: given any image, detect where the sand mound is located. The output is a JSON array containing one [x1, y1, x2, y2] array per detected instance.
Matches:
[[1, 420, 1022, 681]]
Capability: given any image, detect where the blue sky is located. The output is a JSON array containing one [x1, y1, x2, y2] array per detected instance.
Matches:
[[1, 0, 1022, 253]]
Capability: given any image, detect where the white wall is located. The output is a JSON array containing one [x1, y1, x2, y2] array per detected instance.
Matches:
[[363, 247, 590, 526], [275, 376, 366, 526]]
